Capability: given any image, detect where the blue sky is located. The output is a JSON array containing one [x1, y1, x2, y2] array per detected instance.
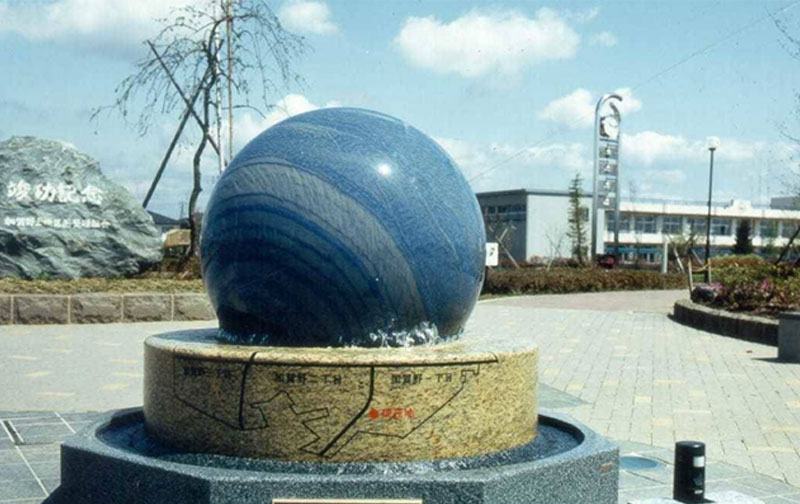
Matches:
[[1, 0, 799, 217]]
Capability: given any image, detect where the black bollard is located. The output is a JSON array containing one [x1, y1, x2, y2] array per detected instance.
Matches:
[[673, 441, 706, 503]]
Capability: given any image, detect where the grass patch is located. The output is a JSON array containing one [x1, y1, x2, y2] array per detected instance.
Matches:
[[0, 277, 204, 295]]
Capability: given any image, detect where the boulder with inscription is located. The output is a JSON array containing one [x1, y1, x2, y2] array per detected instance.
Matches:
[[0, 136, 162, 279]]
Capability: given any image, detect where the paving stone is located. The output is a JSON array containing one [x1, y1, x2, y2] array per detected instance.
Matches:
[[630, 492, 766, 503], [0, 479, 45, 500], [13, 295, 68, 324], [70, 294, 122, 324]]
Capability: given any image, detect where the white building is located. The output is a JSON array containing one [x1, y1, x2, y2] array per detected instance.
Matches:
[[476, 189, 800, 264]]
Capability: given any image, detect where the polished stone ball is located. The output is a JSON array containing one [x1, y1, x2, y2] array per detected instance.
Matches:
[[201, 108, 485, 347]]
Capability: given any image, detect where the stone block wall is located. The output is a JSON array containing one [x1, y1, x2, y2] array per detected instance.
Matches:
[[0, 293, 215, 325]]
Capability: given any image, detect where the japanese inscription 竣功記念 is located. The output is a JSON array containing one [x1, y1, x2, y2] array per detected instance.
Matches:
[[6, 179, 105, 206]]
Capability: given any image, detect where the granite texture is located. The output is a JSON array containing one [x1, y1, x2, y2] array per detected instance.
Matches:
[[0, 293, 213, 324], [0, 295, 10, 324], [143, 328, 538, 462], [47, 408, 618, 504], [173, 293, 214, 321], [14, 295, 69, 324], [122, 294, 172, 322], [778, 312, 800, 362], [0, 136, 162, 279], [70, 294, 122, 324], [201, 108, 485, 347]]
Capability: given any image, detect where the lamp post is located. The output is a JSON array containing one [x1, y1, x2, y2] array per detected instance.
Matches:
[[704, 136, 720, 283]]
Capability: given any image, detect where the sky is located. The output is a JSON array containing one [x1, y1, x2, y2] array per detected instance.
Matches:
[[1, 0, 799, 218]]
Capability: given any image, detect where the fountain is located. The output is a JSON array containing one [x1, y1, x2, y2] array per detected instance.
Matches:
[[47, 108, 618, 504]]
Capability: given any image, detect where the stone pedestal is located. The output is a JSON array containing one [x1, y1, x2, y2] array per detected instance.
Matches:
[[778, 312, 800, 362], [46, 408, 618, 504], [144, 329, 538, 462]]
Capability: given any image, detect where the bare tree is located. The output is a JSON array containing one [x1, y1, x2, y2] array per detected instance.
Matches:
[[544, 225, 566, 270], [484, 217, 519, 269], [96, 0, 307, 260]]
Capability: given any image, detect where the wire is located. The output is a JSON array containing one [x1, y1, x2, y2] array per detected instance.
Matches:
[[467, 0, 800, 184]]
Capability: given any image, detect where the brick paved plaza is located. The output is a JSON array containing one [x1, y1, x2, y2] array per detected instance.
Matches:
[[2, 290, 800, 502]]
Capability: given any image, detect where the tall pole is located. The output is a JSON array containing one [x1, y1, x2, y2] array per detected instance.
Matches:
[[226, 0, 234, 163], [214, 1, 224, 174], [704, 146, 716, 283], [614, 117, 622, 258], [591, 103, 600, 262], [591, 94, 623, 263]]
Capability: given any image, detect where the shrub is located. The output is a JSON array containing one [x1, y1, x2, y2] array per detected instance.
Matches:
[[482, 267, 686, 296], [708, 254, 764, 269], [695, 259, 800, 316]]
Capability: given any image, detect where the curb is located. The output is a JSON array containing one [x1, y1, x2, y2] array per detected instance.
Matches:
[[672, 299, 778, 346], [0, 292, 214, 325]]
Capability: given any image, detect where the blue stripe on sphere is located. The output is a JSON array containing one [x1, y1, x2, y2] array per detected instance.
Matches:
[[201, 108, 484, 347]]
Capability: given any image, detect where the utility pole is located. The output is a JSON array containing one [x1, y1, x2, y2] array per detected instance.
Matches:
[[226, 0, 235, 162], [214, 1, 225, 174]]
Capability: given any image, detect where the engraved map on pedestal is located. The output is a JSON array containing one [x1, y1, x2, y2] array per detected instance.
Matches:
[[172, 354, 500, 459]]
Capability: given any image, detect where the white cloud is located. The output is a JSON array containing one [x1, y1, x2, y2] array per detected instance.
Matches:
[[622, 131, 767, 166], [394, 8, 580, 78], [435, 136, 591, 192], [0, 0, 192, 56], [538, 87, 641, 129], [537, 88, 595, 128], [235, 94, 341, 148], [644, 169, 687, 185], [590, 31, 617, 47], [563, 7, 599, 24], [622, 131, 687, 166], [278, 0, 338, 35], [614, 87, 642, 115]]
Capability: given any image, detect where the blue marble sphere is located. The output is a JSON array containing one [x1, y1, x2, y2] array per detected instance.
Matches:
[[200, 108, 485, 347]]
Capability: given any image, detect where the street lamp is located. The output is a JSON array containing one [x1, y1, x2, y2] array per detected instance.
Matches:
[[704, 136, 720, 283]]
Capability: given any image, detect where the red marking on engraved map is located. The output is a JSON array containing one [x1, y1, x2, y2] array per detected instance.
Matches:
[[368, 407, 415, 420]]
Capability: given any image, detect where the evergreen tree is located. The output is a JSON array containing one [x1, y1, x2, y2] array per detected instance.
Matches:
[[567, 173, 588, 265], [733, 220, 753, 255]]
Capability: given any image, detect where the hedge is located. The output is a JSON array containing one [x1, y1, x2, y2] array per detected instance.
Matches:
[[483, 267, 686, 296]]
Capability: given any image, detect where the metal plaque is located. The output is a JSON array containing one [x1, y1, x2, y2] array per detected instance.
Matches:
[[485, 242, 499, 266], [273, 500, 423, 504], [599, 195, 616, 209], [599, 159, 617, 175]]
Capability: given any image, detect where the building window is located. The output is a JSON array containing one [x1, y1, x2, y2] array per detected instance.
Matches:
[[759, 220, 778, 238], [634, 215, 656, 234], [689, 218, 707, 234], [606, 212, 615, 230], [662, 216, 683, 235], [711, 218, 732, 236], [607, 212, 635, 232], [782, 221, 797, 238], [620, 213, 632, 232]]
